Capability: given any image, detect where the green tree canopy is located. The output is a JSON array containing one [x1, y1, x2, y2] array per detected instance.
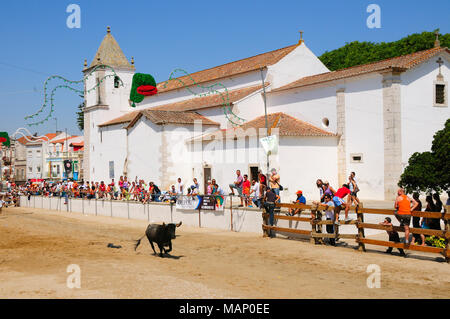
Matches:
[[76, 101, 84, 131], [319, 30, 450, 71], [399, 119, 450, 194]]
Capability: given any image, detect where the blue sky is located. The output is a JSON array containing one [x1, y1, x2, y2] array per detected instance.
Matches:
[[0, 0, 449, 137]]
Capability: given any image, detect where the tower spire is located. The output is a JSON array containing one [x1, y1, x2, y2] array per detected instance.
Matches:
[[298, 30, 304, 45], [434, 29, 440, 48]]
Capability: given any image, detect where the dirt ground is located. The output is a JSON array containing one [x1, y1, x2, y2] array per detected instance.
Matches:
[[0, 207, 449, 299]]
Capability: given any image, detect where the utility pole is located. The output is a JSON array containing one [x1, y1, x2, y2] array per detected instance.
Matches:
[[54, 117, 58, 133], [260, 68, 270, 182]]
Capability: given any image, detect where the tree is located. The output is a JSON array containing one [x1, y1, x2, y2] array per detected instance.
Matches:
[[319, 30, 450, 71], [431, 118, 450, 191], [398, 119, 450, 194], [76, 101, 84, 131]]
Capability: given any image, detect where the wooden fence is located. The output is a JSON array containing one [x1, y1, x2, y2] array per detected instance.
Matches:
[[262, 202, 450, 263]]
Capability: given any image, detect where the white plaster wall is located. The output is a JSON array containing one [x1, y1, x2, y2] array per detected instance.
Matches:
[[267, 43, 330, 89], [344, 74, 385, 200], [401, 53, 450, 166], [91, 123, 127, 183], [266, 85, 338, 134], [278, 136, 339, 202], [198, 135, 264, 194], [126, 117, 162, 184]]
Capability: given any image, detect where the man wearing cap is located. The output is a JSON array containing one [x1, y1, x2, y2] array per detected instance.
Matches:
[[287, 190, 306, 216], [380, 217, 406, 256]]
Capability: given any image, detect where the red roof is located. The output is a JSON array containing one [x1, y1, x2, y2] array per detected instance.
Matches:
[[16, 133, 58, 145], [272, 47, 450, 92], [156, 44, 297, 94], [99, 84, 267, 127], [51, 136, 79, 144], [195, 112, 336, 140]]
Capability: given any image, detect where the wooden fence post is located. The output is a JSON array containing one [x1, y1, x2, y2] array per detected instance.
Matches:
[[357, 203, 366, 252], [230, 195, 233, 232]]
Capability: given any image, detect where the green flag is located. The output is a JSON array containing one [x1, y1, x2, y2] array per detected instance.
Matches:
[[0, 132, 10, 147]]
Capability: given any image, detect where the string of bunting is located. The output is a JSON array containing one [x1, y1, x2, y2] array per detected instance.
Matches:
[[25, 64, 124, 127]]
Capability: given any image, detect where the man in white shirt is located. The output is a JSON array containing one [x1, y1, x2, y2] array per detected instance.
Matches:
[[175, 178, 184, 195], [250, 180, 260, 208]]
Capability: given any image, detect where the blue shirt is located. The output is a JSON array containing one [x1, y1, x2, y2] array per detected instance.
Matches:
[[296, 195, 306, 204]]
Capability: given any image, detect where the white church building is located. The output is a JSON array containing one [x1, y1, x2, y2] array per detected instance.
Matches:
[[82, 27, 449, 201]]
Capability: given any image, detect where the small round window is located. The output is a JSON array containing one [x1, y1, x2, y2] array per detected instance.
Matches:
[[322, 117, 330, 128]]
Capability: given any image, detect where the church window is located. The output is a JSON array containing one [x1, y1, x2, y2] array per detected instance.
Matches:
[[350, 153, 363, 163], [114, 76, 120, 88], [322, 117, 330, 128], [435, 84, 445, 104]]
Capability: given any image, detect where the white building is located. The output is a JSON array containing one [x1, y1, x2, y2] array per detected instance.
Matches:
[[83, 27, 449, 200]]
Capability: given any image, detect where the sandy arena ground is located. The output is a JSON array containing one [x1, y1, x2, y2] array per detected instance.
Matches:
[[0, 206, 449, 299]]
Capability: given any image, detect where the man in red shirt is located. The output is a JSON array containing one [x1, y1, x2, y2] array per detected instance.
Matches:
[[332, 184, 351, 225]]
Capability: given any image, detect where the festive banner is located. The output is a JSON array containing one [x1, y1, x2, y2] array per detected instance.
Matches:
[[175, 195, 226, 211], [0, 132, 10, 147], [176, 195, 202, 210], [260, 135, 278, 154]]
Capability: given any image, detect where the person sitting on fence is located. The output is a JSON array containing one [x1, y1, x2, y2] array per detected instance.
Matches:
[[249, 179, 260, 208], [169, 185, 177, 203], [99, 181, 106, 199], [332, 184, 352, 225], [394, 188, 418, 245], [229, 170, 244, 207], [213, 180, 225, 196], [322, 181, 335, 199], [380, 217, 406, 257], [410, 192, 425, 246], [150, 182, 162, 202], [312, 194, 336, 246], [263, 187, 280, 238], [287, 190, 306, 216]]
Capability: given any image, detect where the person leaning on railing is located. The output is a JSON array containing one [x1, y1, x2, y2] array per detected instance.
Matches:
[[263, 187, 280, 238]]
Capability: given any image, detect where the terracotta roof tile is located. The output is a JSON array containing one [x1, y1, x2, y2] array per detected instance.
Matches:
[[98, 111, 140, 127], [156, 44, 297, 93], [99, 84, 266, 127], [51, 136, 80, 144], [195, 112, 336, 141], [152, 84, 266, 112], [16, 133, 58, 145], [273, 47, 450, 92], [126, 110, 220, 129]]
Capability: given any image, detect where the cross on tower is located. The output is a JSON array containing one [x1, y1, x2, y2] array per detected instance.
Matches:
[[298, 31, 304, 45], [434, 30, 440, 47], [436, 57, 444, 75]]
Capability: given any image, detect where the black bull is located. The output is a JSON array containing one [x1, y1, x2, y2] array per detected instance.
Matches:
[[134, 222, 182, 257]]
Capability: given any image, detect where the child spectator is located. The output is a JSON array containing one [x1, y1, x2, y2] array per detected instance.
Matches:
[[380, 217, 406, 256], [287, 190, 306, 216]]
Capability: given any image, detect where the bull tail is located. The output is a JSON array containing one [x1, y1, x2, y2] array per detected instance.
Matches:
[[134, 235, 146, 251]]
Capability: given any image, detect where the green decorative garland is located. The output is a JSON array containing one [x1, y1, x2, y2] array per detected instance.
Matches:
[[25, 64, 123, 127]]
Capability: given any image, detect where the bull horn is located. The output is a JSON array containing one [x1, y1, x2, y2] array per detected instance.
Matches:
[[176, 221, 182, 227]]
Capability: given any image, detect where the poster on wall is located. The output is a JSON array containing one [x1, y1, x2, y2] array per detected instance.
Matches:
[[176, 195, 202, 210], [214, 196, 226, 211], [201, 195, 216, 210]]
